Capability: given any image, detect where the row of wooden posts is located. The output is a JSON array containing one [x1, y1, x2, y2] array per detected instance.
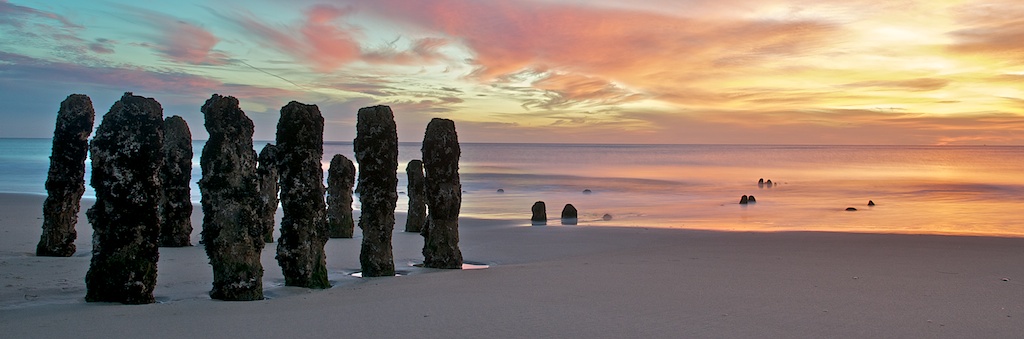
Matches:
[[36, 92, 463, 303]]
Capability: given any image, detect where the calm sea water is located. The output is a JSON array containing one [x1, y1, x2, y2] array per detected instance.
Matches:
[[2, 138, 1022, 236]]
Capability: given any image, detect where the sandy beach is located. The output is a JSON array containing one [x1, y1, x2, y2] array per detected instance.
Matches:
[[2, 192, 1023, 338]]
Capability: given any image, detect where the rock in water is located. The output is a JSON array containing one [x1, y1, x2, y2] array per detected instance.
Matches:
[[257, 144, 280, 243], [561, 204, 578, 225], [758, 178, 765, 188], [37, 94, 94, 257], [739, 195, 749, 204], [531, 201, 547, 222], [199, 94, 265, 301], [327, 154, 356, 238], [405, 160, 426, 233], [354, 105, 398, 277], [602, 213, 613, 221], [276, 101, 330, 288], [160, 116, 193, 247], [421, 119, 463, 269], [867, 200, 875, 206], [85, 93, 163, 304], [748, 195, 756, 203]]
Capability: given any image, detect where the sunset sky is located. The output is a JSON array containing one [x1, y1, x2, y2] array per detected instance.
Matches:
[[1, 0, 1023, 144]]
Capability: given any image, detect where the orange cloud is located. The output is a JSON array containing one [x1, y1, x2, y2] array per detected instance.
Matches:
[[947, 1, 1024, 65]]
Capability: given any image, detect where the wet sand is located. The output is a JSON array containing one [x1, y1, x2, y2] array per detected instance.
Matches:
[[2, 193, 1023, 338]]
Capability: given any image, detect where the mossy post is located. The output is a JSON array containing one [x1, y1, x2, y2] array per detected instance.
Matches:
[[354, 105, 398, 277], [85, 92, 164, 304], [160, 115, 193, 247], [327, 154, 356, 238], [420, 118, 463, 269], [199, 94, 265, 301], [257, 144, 280, 243], [405, 160, 426, 233], [275, 101, 330, 288], [37, 94, 94, 257]]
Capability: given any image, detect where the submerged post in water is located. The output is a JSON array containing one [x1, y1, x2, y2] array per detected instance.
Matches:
[[275, 101, 330, 288], [199, 94, 265, 300], [355, 105, 399, 277], [85, 92, 164, 304], [421, 118, 463, 269], [37, 94, 94, 257]]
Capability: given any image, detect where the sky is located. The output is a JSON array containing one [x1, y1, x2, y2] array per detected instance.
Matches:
[[1, 0, 1023, 144]]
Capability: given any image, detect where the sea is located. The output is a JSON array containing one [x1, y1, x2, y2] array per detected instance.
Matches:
[[2, 138, 1023, 237]]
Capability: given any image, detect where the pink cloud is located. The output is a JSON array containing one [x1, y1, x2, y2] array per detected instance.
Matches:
[[88, 38, 116, 54], [124, 8, 230, 65], [0, 0, 81, 29], [231, 4, 361, 72], [157, 21, 229, 65]]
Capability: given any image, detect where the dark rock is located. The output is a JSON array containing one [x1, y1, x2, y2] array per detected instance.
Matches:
[[739, 195, 749, 204], [327, 154, 356, 238], [496, 188, 504, 193], [867, 200, 875, 206], [846, 207, 857, 211], [159, 116, 193, 247], [275, 101, 330, 288], [37, 94, 94, 257], [561, 204, 578, 219], [85, 92, 164, 304], [404, 160, 426, 233], [602, 213, 613, 221], [561, 204, 578, 225], [582, 189, 592, 194], [747, 195, 756, 203], [354, 105, 398, 277], [256, 144, 279, 243], [420, 118, 463, 269], [758, 178, 764, 188], [765, 179, 774, 188], [199, 94, 264, 301], [531, 201, 547, 222]]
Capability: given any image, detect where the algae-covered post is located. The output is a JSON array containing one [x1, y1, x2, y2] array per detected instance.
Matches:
[[199, 94, 265, 301], [420, 118, 463, 269], [85, 92, 164, 304], [405, 159, 426, 233], [257, 144, 280, 243], [37, 94, 94, 257], [354, 105, 398, 277], [275, 101, 330, 288], [327, 154, 356, 238], [160, 115, 193, 247]]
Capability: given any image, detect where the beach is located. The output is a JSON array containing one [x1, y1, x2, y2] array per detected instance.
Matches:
[[2, 192, 1024, 338]]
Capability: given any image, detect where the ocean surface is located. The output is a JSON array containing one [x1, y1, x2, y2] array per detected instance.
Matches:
[[2, 138, 1023, 236]]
